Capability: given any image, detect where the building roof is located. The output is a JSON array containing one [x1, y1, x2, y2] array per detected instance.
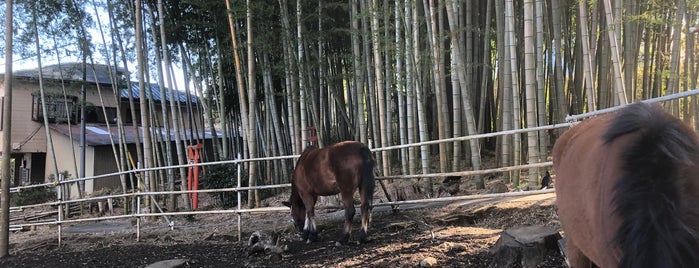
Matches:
[[5, 63, 196, 103], [50, 124, 220, 147], [121, 83, 197, 103], [10, 63, 127, 85]]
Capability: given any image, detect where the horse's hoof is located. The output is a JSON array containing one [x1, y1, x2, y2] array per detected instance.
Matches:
[[309, 233, 319, 242], [358, 231, 369, 244], [336, 235, 350, 245]]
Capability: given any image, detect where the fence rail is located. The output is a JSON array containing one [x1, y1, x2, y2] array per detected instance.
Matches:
[[8, 90, 698, 245]]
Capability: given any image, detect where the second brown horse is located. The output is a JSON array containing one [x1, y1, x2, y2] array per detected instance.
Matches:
[[283, 141, 376, 245], [553, 102, 699, 267]]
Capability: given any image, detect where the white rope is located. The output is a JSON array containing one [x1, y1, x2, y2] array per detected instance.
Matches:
[[374, 189, 555, 207], [565, 88, 699, 122], [378, 162, 552, 180], [372, 124, 571, 152]]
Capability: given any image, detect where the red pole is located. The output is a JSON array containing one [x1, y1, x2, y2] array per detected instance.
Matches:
[[187, 144, 203, 209], [186, 146, 193, 205], [192, 144, 201, 209], [306, 126, 317, 147]]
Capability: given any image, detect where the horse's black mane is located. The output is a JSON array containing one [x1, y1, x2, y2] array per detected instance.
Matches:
[[604, 102, 699, 267], [288, 146, 319, 208], [289, 145, 322, 203], [298, 145, 318, 160]]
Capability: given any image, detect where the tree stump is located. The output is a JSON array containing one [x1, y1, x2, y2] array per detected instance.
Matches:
[[247, 230, 288, 260], [557, 237, 569, 265], [489, 225, 562, 268]]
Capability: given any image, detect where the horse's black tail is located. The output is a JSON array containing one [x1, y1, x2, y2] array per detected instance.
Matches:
[[359, 146, 376, 207], [603, 102, 699, 268]]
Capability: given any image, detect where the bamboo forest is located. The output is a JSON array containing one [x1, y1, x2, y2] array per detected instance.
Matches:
[[2, 0, 699, 262]]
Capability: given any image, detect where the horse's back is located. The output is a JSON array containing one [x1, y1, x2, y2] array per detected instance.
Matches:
[[326, 141, 371, 191], [327, 141, 368, 171]]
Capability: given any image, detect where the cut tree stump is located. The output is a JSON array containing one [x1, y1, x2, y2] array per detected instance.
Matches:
[[489, 225, 562, 268], [246, 230, 288, 260], [558, 237, 569, 265]]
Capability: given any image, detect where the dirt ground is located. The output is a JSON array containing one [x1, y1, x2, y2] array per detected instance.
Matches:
[[0, 190, 564, 268]]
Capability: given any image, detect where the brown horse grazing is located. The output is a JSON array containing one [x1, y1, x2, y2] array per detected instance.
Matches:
[[553, 102, 699, 267], [282, 141, 376, 245]]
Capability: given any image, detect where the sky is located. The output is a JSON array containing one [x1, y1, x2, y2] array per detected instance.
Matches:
[[0, 1, 190, 91], [1, 49, 190, 91], [2, 50, 190, 93]]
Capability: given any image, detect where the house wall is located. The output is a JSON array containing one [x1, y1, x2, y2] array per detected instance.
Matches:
[[49, 131, 124, 198], [92, 146, 123, 192], [2, 76, 206, 193], [0, 79, 47, 153], [50, 130, 95, 198], [0, 78, 120, 155], [50, 131, 82, 181]]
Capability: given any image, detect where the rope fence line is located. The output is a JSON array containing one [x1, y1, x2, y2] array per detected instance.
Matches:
[[7, 90, 696, 244], [374, 188, 555, 208], [9, 150, 552, 242], [9, 89, 697, 193], [564, 88, 699, 122], [378, 161, 552, 180], [372, 124, 571, 152]]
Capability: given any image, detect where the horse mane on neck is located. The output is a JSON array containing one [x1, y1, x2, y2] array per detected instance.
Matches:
[[298, 145, 319, 161], [604, 103, 699, 267], [293, 146, 318, 175], [289, 146, 319, 207]]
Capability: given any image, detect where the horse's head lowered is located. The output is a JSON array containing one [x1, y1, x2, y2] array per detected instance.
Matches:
[[282, 146, 317, 233], [282, 198, 304, 232]]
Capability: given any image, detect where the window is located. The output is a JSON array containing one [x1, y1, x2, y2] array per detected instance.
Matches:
[[79, 106, 118, 124], [32, 93, 77, 123]]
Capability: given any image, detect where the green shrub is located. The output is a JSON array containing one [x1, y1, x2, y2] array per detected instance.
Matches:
[[11, 186, 56, 206], [201, 163, 245, 208]]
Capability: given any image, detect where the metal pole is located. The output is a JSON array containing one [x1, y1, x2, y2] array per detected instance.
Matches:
[[136, 161, 141, 242], [236, 153, 241, 242], [136, 194, 141, 242], [57, 174, 63, 246]]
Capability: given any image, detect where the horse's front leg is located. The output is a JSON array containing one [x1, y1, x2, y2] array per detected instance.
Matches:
[[337, 194, 356, 245], [302, 197, 319, 243], [565, 237, 594, 268], [301, 209, 318, 243]]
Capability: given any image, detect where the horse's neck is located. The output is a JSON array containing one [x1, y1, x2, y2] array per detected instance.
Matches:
[[298, 146, 319, 162], [302, 146, 318, 154], [289, 186, 304, 209]]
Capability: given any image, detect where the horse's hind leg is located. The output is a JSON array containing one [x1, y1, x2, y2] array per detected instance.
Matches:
[[337, 194, 355, 245]]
